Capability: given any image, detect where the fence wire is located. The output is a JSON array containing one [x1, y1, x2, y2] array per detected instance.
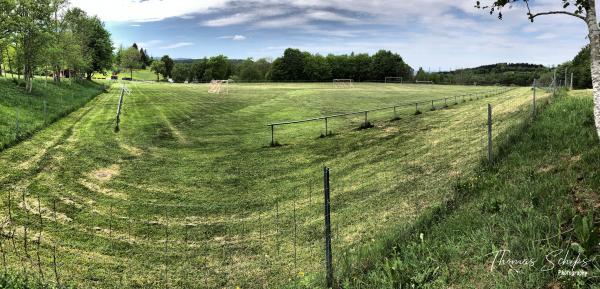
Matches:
[[0, 80, 558, 289]]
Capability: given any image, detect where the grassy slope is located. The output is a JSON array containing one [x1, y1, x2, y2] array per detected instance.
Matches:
[[95, 69, 158, 81], [0, 77, 106, 150], [0, 82, 540, 288], [343, 90, 600, 288]]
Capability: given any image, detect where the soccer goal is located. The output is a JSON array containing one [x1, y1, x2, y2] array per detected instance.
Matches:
[[333, 79, 354, 88], [415, 80, 434, 84], [385, 77, 403, 84], [208, 79, 232, 94]]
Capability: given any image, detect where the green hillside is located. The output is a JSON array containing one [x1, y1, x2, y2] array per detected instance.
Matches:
[[342, 89, 600, 288], [0, 77, 107, 151]]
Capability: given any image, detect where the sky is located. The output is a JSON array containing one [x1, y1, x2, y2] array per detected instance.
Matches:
[[69, 0, 590, 71]]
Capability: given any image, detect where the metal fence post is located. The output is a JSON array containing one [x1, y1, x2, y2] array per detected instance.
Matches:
[[323, 167, 333, 288], [115, 87, 125, 131], [324, 117, 328, 136], [364, 111, 368, 126], [570, 72, 574, 90], [532, 79, 537, 117], [270, 125, 275, 146], [43, 100, 47, 124], [15, 109, 19, 139], [487, 104, 493, 162]]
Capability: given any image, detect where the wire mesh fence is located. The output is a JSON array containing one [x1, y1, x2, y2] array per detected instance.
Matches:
[[0, 79, 560, 288], [0, 81, 107, 150]]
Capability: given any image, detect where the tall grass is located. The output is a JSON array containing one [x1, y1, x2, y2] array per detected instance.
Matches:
[[0, 77, 106, 150], [340, 90, 599, 288]]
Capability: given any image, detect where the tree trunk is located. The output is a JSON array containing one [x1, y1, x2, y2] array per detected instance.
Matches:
[[586, 0, 600, 140], [130, 69, 133, 80], [5, 47, 13, 79]]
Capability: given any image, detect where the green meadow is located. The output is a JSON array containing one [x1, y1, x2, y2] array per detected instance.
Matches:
[[0, 82, 547, 288]]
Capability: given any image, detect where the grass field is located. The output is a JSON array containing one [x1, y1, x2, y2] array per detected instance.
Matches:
[[0, 77, 106, 151], [0, 82, 547, 288], [343, 90, 600, 288]]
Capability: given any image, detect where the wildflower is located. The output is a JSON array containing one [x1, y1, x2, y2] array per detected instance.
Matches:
[[298, 271, 305, 277], [419, 233, 424, 242]]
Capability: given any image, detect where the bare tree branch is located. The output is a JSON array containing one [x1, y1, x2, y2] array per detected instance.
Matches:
[[529, 10, 586, 21], [523, 0, 586, 22]]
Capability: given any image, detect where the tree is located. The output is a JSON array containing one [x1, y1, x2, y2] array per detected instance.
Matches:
[[304, 54, 331, 81], [569, 45, 592, 89], [12, 0, 56, 92], [206, 55, 229, 80], [371, 50, 411, 81], [171, 63, 190, 83], [190, 59, 207, 82], [161, 55, 174, 78], [476, 0, 600, 139], [64, 8, 113, 80], [415, 67, 428, 81], [0, 0, 15, 76], [254, 58, 272, 80], [150, 60, 165, 82], [239, 58, 261, 81], [121, 46, 141, 79], [139, 47, 148, 69], [351, 53, 372, 81]]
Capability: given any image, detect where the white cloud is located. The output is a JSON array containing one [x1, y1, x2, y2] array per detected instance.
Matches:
[[254, 16, 309, 29], [159, 42, 194, 49], [535, 33, 557, 40], [130, 24, 141, 27], [203, 13, 256, 27], [138, 40, 163, 48], [69, 0, 228, 22], [218, 35, 247, 41], [70, 0, 591, 68], [305, 10, 359, 24]]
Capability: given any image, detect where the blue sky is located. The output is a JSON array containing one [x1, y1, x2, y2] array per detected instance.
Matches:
[[70, 0, 590, 71]]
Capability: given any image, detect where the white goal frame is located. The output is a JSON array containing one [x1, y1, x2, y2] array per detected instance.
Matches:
[[415, 80, 434, 84], [333, 79, 354, 88], [208, 79, 233, 94], [385, 77, 403, 84]]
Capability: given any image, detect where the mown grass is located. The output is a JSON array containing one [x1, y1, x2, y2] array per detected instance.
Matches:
[[0, 76, 106, 151], [0, 82, 545, 288], [341, 89, 600, 289]]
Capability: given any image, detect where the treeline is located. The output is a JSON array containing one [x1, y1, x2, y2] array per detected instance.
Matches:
[[414, 63, 550, 86], [0, 0, 113, 92], [554, 45, 592, 89], [159, 48, 413, 83]]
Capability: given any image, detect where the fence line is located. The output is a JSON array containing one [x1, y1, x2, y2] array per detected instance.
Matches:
[[268, 87, 515, 145]]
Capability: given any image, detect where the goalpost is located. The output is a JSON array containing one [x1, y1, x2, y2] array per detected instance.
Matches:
[[415, 80, 434, 84], [385, 77, 403, 84], [333, 79, 354, 88], [208, 79, 233, 94]]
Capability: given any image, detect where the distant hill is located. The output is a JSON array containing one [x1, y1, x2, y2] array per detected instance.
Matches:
[[423, 63, 550, 86]]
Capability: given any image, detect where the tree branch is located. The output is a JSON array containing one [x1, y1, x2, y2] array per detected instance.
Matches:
[[529, 10, 586, 21]]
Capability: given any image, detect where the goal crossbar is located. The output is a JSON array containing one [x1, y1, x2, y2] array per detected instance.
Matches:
[[333, 79, 354, 88], [208, 79, 233, 94], [385, 77, 403, 84], [415, 80, 434, 84]]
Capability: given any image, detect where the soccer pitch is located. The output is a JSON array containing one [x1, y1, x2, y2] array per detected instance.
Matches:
[[0, 82, 545, 288]]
